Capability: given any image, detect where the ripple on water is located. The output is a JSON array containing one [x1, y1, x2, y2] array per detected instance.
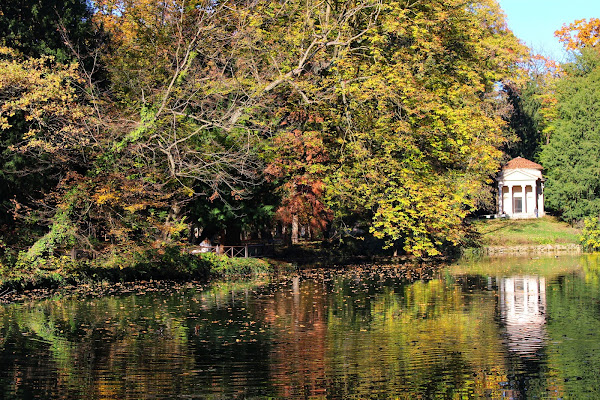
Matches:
[[2, 258, 600, 399]]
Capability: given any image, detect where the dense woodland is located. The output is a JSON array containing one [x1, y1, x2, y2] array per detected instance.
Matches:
[[1, 0, 600, 272]]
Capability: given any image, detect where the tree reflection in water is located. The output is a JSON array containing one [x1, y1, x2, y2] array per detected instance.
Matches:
[[1, 256, 600, 398]]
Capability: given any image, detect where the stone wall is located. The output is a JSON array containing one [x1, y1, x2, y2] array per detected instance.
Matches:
[[482, 244, 582, 256]]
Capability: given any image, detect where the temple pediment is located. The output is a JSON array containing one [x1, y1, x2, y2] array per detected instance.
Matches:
[[499, 168, 542, 182]]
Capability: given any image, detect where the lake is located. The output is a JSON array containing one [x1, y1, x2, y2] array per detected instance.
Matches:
[[0, 254, 599, 399]]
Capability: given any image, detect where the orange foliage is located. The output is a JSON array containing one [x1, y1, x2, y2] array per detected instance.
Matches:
[[530, 53, 562, 78], [276, 178, 332, 234], [555, 18, 600, 50], [266, 128, 332, 234]]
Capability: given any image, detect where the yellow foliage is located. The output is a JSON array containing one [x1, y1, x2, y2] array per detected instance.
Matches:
[[124, 203, 146, 213], [95, 190, 120, 205], [0, 47, 92, 158]]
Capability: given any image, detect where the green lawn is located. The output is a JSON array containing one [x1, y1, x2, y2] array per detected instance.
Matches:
[[472, 216, 581, 246]]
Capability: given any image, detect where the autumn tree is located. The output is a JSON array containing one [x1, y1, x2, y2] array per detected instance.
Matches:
[[91, 0, 382, 246], [0, 46, 97, 256], [313, 0, 526, 255], [265, 127, 332, 243], [0, 0, 528, 261], [221, 0, 525, 255], [0, 0, 104, 240], [555, 18, 600, 51]]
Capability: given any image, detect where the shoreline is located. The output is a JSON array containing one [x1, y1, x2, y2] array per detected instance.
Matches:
[[0, 255, 445, 304], [466, 243, 582, 256]]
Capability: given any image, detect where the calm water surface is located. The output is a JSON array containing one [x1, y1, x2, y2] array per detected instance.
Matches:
[[1, 254, 600, 399]]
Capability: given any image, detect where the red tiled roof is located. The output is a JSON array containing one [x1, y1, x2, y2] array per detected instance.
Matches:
[[502, 157, 543, 170]]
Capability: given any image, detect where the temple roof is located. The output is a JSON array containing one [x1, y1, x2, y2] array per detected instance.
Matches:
[[502, 157, 543, 170]]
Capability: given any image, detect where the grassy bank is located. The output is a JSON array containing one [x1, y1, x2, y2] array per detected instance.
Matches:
[[471, 216, 581, 247], [0, 246, 274, 294]]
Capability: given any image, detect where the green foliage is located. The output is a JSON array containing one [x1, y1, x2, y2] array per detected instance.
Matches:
[[0, 253, 81, 291], [540, 49, 600, 221], [0, 0, 98, 63], [198, 253, 272, 278], [86, 246, 210, 281], [503, 79, 545, 161], [96, 248, 271, 281], [186, 184, 278, 245], [25, 211, 78, 263], [0, 244, 272, 294]]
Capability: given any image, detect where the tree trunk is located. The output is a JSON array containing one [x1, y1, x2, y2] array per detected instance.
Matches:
[[291, 214, 299, 244]]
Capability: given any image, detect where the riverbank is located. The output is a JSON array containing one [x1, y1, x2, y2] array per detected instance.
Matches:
[[0, 216, 582, 299], [468, 216, 582, 255], [0, 247, 275, 296], [0, 240, 447, 302]]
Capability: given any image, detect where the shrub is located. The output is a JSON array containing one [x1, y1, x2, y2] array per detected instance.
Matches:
[[581, 216, 600, 252], [0, 245, 272, 295], [198, 252, 271, 277]]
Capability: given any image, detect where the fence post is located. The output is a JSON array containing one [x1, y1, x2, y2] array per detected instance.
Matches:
[[245, 245, 248, 258]]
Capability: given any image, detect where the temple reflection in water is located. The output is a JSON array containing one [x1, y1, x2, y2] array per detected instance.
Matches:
[[498, 276, 547, 357]]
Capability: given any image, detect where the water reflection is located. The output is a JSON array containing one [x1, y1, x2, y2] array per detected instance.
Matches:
[[1, 256, 600, 398], [498, 276, 547, 357]]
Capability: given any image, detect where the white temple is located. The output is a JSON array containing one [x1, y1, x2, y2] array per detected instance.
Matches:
[[497, 157, 545, 219]]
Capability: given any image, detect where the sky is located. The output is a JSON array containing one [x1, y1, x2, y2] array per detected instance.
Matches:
[[497, 0, 600, 61]]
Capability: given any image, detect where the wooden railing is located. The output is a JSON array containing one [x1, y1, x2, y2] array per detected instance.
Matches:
[[189, 243, 274, 258]]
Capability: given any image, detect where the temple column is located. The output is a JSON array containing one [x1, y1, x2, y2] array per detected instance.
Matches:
[[539, 182, 545, 217], [526, 185, 534, 216], [498, 183, 503, 214], [506, 185, 513, 215], [521, 185, 526, 214]]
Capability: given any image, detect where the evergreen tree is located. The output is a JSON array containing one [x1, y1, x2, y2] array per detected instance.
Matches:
[[0, 0, 97, 63], [540, 49, 600, 221], [504, 79, 544, 161]]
